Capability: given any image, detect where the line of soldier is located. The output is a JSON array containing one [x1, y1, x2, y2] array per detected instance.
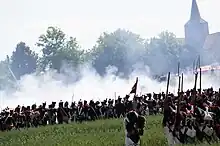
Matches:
[[0, 93, 164, 132], [163, 87, 220, 145], [162, 59, 220, 145]]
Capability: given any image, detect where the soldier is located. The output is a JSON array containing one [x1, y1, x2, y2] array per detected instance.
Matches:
[[57, 100, 64, 124], [124, 101, 146, 146]]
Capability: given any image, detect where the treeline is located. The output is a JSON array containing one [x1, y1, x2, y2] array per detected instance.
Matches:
[[0, 26, 200, 89]]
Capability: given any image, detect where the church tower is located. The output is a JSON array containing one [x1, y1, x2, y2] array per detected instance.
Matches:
[[184, 0, 209, 50]]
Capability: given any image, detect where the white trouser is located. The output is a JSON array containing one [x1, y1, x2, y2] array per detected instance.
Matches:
[[125, 137, 139, 146], [164, 126, 180, 146]]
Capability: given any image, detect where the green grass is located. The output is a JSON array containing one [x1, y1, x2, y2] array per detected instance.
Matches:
[[0, 115, 219, 146]]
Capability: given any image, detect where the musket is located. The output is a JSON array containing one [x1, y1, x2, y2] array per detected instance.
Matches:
[[199, 68, 202, 94], [193, 72, 198, 115], [178, 62, 181, 95], [174, 63, 182, 137], [165, 72, 170, 97], [181, 73, 183, 92]]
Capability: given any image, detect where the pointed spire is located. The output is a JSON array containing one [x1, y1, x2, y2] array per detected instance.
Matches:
[[190, 0, 201, 20]]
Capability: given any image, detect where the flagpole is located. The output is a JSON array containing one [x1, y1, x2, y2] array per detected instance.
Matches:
[[114, 92, 116, 100], [129, 77, 138, 96], [72, 93, 74, 103], [135, 77, 138, 96], [193, 60, 195, 74]]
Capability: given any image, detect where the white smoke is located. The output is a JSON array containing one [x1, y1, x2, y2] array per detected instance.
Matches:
[[0, 64, 220, 110]]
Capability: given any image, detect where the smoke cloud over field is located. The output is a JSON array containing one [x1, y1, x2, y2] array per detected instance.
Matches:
[[0, 63, 220, 110]]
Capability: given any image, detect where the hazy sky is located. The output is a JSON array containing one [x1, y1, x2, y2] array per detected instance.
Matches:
[[0, 0, 219, 60]]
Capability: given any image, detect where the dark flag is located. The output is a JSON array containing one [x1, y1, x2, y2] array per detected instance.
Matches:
[[130, 77, 138, 94]]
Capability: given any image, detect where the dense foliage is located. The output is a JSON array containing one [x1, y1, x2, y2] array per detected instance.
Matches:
[[0, 26, 201, 89]]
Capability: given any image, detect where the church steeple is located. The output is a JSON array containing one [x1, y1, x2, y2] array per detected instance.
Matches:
[[184, 0, 209, 50], [190, 0, 201, 20]]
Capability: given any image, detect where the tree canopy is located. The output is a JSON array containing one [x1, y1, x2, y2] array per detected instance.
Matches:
[[0, 26, 202, 89]]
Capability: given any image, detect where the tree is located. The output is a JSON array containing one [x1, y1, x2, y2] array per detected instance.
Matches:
[[0, 59, 15, 89], [37, 26, 66, 71], [145, 31, 184, 74], [37, 26, 83, 72], [10, 42, 38, 79], [61, 37, 85, 67], [91, 29, 146, 77]]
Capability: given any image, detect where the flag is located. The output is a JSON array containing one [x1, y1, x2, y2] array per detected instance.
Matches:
[[130, 77, 138, 94]]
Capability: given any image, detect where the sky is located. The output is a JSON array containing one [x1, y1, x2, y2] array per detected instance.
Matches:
[[0, 0, 219, 60]]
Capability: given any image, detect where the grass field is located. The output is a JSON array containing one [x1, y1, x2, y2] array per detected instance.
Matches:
[[0, 115, 219, 146]]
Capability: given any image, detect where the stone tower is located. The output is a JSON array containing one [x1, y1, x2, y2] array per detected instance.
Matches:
[[184, 0, 209, 50]]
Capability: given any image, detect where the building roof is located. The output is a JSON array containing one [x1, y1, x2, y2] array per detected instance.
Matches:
[[190, 0, 201, 20], [203, 32, 220, 50], [185, 0, 208, 26]]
